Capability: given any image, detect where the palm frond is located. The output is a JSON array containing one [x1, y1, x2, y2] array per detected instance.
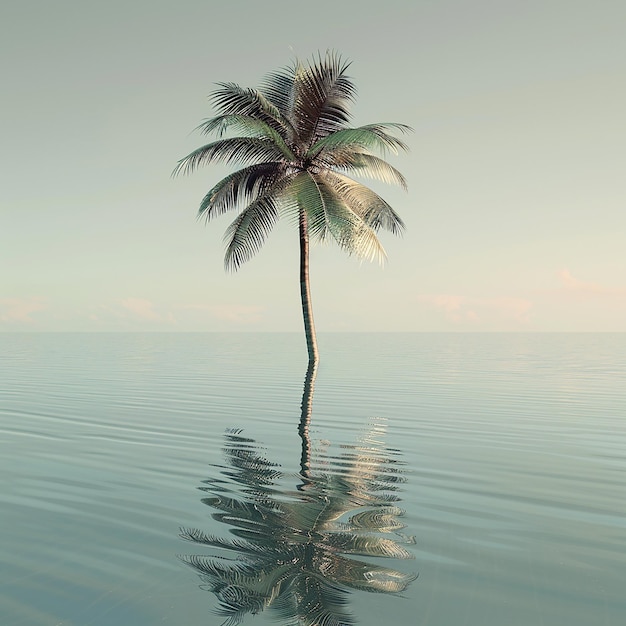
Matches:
[[259, 65, 297, 121], [320, 171, 406, 235], [307, 123, 412, 159], [210, 82, 294, 137], [283, 171, 346, 242], [173, 137, 288, 176], [197, 162, 284, 222], [318, 149, 408, 190], [292, 52, 356, 146], [196, 114, 296, 160], [223, 195, 280, 271], [284, 172, 387, 264]]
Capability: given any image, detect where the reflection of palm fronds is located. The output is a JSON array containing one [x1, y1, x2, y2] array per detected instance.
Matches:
[[180, 421, 416, 625], [221, 432, 283, 486]]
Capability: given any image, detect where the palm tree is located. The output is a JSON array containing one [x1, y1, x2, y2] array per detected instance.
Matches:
[[174, 52, 410, 364]]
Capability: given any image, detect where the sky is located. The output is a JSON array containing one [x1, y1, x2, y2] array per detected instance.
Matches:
[[1, 0, 625, 332]]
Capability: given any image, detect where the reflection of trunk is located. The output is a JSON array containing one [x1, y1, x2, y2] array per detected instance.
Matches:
[[298, 360, 318, 478], [299, 209, 319, 366]]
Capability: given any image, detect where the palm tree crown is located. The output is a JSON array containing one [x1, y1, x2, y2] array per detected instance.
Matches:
[[174, 52, 410, 363]]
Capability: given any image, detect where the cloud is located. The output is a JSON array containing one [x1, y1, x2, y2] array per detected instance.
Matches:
[[558, 269, 626, 297], [89, 298, 176, 325], [179, 303, 264, 324], [120, 297, 169, 322], [120, 298, 176, 324], [418, 294, 464, 321], [418, 294, 533, 324], [0, 297, 47, 323], [89, 299, 264, 328]]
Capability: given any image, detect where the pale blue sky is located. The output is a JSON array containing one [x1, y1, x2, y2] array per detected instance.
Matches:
[[1, 0, 625, 331]]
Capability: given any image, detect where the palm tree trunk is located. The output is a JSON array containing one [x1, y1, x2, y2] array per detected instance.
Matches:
[[299, 209, 319, 365]]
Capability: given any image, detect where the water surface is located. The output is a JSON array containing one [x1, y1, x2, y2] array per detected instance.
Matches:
[[1, 333, 624, 625]]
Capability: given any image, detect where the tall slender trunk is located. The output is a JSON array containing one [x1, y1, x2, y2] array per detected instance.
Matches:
[[299, 209, 319, 365]]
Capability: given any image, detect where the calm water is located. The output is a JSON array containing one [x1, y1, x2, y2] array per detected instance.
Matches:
[[1, 333, 625, 625]]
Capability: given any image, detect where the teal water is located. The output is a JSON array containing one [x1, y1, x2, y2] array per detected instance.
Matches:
[[1, 333, 624, 625]]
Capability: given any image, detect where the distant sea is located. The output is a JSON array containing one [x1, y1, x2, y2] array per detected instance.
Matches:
[[1, 333, 624, 625]]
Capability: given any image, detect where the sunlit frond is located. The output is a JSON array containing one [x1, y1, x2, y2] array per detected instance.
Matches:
[[223, 195, 280, 271], [307, 123, 412, 159], [283, 171, 347, 242], [173, 137, 288, 176], [321, 171, 406, 235], [318, 149, 408, 190], [284, 172, 387, 263]]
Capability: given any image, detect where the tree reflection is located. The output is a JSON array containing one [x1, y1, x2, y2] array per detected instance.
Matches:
[[180, 363, 416, 625]]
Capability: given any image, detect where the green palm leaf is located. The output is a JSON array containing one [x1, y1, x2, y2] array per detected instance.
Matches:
[[173, 137, 288, 175], [197, 163, 284, 222], [307, 123, 412, 159], [211, 82, 294, 137], [285, 172, 387, 263], [258, 66, 296, 120], [196, 115, 296, 161], [321, 171, 406, 235], [319, 149, 408, 190], [223, 195, 280, 271]]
